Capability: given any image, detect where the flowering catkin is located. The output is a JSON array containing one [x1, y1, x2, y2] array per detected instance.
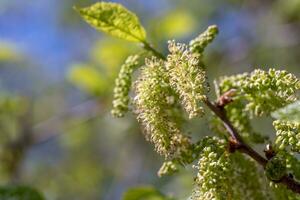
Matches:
[[111, 55, 140, 117], [242, 69, 300, 116], [219, 69, 300, 117], [166, 41, 208, 119], [189, 25, 219, 55], [134, 58, 192, 159], [229, 153, 268, 199], [273, 120, 300, 152], [217, 73, 266, 143], [192, 137, 232, 200]]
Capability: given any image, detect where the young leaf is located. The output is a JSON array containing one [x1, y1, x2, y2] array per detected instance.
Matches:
[[122, 186, 173, 200], [272, 100, 300, 122], [75, 2, 146, 42], [0, 186, 44, 200]]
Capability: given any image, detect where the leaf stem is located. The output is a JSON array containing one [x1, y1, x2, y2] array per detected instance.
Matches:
[[141, 41, 166, 60]]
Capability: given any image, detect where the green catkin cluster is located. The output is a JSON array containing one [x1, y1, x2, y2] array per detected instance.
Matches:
[[157, 160, 179, 177], [189, 25, 219, 55], [284, 151, 300, 180], [217, 74, 266, 143], [215, 69, 299, 142], [192, 137, 232, 200], [166, 40, 208, 119], [273, 120, 300, 152], [134, 58, 193, 158], [242, 69, 300, 116], [219, 69, 300, 117], [111, 55, 140, 117], [230, 153, 269, 200]]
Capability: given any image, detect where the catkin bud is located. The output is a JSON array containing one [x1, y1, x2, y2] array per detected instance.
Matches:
[[111, 55, 140, 117], [189, 25, 219, 55]]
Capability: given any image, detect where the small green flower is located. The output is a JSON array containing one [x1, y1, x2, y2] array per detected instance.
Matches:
[[273, 120, 300, 152], [157, 160, 179, 177]]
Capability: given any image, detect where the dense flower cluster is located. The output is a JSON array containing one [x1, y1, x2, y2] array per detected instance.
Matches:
[[217, 74, 265, 143], [216, 69, 299, 143], [220, 69, 300, 117], [157, 160, 179, 177], [134, 58, 193, 158], [192, 137, 232, 200], [273, 120, 300, 152], [230, 153, 268, 199], [111, 55, 140, 117], [242, 69, 300, 116], [189, 25, 219, 55], [166, 41, 208, 119]]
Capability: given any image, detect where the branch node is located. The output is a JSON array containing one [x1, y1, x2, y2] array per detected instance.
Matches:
[[216, 89, 237, 108], [228, 137, 242, 153], [264, 143, 276, 160]]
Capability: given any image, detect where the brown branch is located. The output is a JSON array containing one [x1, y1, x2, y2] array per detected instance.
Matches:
[[203, 97, 300, 194]]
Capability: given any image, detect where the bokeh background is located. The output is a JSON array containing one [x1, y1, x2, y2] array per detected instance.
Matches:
[[0, 0, 299, 199]]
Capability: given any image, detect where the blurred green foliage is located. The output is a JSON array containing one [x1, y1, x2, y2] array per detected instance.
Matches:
[[0, 186, 44, 200], [123, 186, 174, 200]]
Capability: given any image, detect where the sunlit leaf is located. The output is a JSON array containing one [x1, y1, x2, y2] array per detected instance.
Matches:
[[0, 186, 44, 200], [123, 186, 174, 200], [91, 38, 138, 76], [151, 10, 196, 39], [75, 2, 146, 42], [68, 64, 108, 95], [272, 100, 300, 122]]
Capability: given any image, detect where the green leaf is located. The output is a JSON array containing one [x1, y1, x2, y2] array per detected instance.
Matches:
[[122, 186, 173, 200], [75, 2, 146, 42], [0, 186, 44, 200], [68, 63, 109, 95], [272, 100, 300, 122]]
